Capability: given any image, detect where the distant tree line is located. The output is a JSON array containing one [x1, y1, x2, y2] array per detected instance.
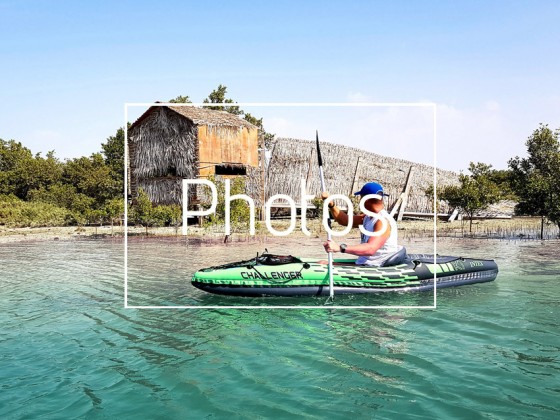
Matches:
[[0, 129, 124, 228], [1, 84, 558, 238], [430, 124, 560, 238]]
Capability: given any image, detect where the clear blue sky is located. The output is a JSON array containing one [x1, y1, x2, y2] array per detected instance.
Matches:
[[1, 0, 559, 171]]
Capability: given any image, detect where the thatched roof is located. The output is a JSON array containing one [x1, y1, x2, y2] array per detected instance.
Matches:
[[130, 105, 257, 131]]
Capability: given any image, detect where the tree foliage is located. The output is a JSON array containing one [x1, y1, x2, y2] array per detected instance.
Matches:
[[173, 84, 276, 148], [243, 112, 276, 149], [0, 129, 126, 228], [486, 168, 517, 200], [103, 197, 125, 230], [202, 84, 243, 115], [63, 153, 120, 204], [101, 126, 126, 190], [0, 139, 63, 199], [169, 95, 192, 104], [437, 162, 501, 233], [201, 176, 252, 232], [508, 124, 560, 237], [0, 195, 69, 227], [130, 189, 156, 234], [155, 203, 182, 234]]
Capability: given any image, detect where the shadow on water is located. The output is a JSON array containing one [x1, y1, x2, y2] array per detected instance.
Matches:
[[190, 289, 435, 308]]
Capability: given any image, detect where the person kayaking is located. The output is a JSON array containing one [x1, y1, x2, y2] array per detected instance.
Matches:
[[322, 181, 402, 266]]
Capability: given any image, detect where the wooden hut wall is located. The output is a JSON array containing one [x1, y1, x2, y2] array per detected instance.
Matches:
[[265, 138, 459, 214], [198, 125, 258, 177], [129, 107, 198, 204]]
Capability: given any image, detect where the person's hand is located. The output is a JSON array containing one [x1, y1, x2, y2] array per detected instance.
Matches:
[[321, 192, 335, 209], [323, 240, 340, 253]]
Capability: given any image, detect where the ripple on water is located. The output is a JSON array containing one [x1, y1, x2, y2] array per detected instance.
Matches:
[[1, 238, 559, 418]]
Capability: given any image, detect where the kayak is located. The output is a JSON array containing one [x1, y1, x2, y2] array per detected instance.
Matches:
[[191, 252, 499, 297]]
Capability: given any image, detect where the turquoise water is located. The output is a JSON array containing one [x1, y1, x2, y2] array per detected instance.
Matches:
[[1, 237, 559, 418]]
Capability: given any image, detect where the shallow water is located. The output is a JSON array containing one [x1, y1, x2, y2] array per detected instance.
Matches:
[[1, 236, 559, 418]]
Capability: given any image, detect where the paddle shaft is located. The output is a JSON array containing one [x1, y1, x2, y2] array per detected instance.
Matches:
[[316, 132, 334, 299], [318, 166, 332, 242]]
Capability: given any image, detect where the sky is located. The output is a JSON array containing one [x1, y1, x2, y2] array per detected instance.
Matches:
[[1, 0, 559, 172]]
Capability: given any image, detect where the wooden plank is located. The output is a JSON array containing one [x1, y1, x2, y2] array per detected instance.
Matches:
[[350, 156, 362, 196], [447, 208, 459, 222], [400, 211, 449, 218], [389, 195, 403, 218], [397, 166, 414, 222]]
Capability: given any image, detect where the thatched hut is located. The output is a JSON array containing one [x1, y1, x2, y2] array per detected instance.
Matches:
[[128, 105, 259, 204]]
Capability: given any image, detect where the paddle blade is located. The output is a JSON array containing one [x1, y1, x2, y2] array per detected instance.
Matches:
[[315, 130, 323, 167]]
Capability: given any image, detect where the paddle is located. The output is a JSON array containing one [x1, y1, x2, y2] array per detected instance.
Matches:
[[316, 131, 334, 300]]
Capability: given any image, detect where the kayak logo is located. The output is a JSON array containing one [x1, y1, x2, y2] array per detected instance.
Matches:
[[181, 178, 387, 238], [240, 271, 304, 280]]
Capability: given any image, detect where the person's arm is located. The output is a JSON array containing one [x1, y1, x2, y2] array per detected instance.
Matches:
[[321, 192, 363, 227], [324, 219, 391, 256]]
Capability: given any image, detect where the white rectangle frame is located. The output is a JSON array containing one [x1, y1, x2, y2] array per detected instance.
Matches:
[[124, 102, 438, 309]]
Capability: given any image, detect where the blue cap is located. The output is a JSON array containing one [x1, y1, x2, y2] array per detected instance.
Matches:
[[354, 182, 387, 197]]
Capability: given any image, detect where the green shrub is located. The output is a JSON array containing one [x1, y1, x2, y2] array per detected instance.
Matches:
[[0, 196, 69, 227], [200, 176, 252, 231]]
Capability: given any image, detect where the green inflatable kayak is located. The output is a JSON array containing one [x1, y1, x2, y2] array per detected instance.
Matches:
[[191, 251, 499, 297]]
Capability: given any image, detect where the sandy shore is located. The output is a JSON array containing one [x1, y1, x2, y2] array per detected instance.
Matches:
[[0, 225, 124, 243], [1, 217, 557, 244]]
